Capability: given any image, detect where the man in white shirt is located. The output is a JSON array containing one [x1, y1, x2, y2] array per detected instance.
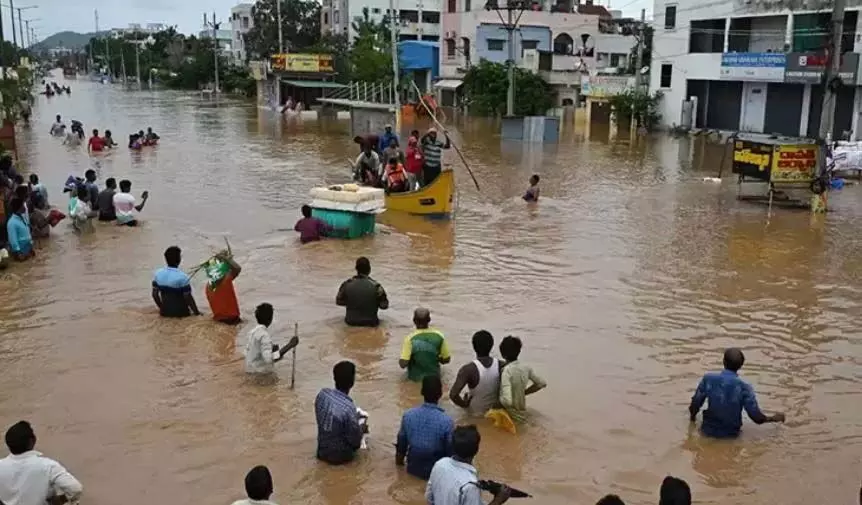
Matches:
[[0, 421, 82, 505], [245, 303, 298, 374], [49, 115, 65, 137], [112, 179, 149, 227], [230, 465, 278, 505], [425, 425, 510, 505]]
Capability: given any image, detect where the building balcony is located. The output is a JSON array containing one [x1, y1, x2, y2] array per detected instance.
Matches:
[[400, 21, 441, 37]]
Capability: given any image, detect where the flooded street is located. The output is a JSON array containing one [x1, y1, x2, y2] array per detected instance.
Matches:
[[1, 74, 861, 505]]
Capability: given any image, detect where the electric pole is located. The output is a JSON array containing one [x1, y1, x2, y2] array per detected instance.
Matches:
[[818, 0, 845, 142], [276, 0, 284, 53], [390, 0, 400, 129], [9, 0, 16, 48], [134, 39, 141, 90], [204, 12, 220, 93], [486, 0, 526, 117], [634, 8, 645, 88]]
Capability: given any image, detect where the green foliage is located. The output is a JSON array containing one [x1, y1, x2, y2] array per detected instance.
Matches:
[[607, 89, 663, 130], [305, 33, 352, 83], [245, 0, 322, 58], [349, 9, 395, 83], [462, 60, 554, 116]]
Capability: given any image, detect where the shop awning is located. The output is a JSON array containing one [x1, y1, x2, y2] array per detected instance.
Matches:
[[282, 80, 348, 89], [433, 79, 463, 90]]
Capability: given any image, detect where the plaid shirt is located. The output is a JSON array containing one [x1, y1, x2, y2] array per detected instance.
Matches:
[[396, 403, 454, 479], [315, 388, 363, 464]]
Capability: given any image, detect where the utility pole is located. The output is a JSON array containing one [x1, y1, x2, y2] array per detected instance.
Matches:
[[0, 3, 6, 79], [276, 0, 284, 53], [134, 39, 141, 90], [417, 0, 422, 40], [17, 8, 22, 50], [630, 8, 646, 138], [204, 12, 220, 93], [486, 0, 526, 117], [9, 0, 16, 48], [120, 42, 126, 84], [818, 0, 845, 142], [390, 0, 400, 128]]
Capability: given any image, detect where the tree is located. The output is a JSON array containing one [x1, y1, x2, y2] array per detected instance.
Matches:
[[349, 8, 394, 83], [305, 33, 352, 82], [245, 0, 322, 58], [462, 60, 554, 116]]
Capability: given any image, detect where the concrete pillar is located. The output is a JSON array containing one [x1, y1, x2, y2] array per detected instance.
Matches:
[[784, 13, 794, 50], [723, 17, 731, 52], [855, 12, 862, 52], [851, 88, 862, 140], [800, 84, 811, 137], [585, 97, 593, 138]]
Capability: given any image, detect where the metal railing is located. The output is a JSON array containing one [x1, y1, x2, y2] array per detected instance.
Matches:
[[322, 80, 397, 105]]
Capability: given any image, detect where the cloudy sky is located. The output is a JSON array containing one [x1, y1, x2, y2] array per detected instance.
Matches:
[[24, 0, 652, 42]]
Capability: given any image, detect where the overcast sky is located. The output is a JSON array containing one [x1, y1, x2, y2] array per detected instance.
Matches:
[[22, 0, 653, 42]]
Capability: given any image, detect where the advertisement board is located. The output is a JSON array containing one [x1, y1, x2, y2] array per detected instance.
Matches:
[[270, 54, 335, 73], [770, 144, 818, 183], [720, 53, 785, 81], [731, 139, 773, 181], [784, 52, 859, 84]]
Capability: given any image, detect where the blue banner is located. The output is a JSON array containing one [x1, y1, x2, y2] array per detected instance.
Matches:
[[721, 53, 786, 68]]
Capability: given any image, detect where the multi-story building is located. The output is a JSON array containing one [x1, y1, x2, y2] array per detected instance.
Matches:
[[321, 0, 442, 42], [231, 3, 255, 62], [110, 23, 168, 38], [650, 0, 862, 138], [437, 0, 637, 107], [199, 28, 234, 58]]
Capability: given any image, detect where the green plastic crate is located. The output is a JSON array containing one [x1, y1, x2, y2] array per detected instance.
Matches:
[[311, 208, 376, 239]]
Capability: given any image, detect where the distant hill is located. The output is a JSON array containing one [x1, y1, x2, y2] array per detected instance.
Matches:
[[33, 31, 107, 51]]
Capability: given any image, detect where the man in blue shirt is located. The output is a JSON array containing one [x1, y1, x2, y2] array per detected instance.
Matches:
[[152, 246, 201, 318], [315, 361, 364, 465], [396, 374, 454, 480], [5, 198, 33, 260], [689, 348, 785, 438], [377, 125, 398, 154]]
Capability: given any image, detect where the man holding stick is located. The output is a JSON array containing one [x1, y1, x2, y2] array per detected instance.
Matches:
[[244, 303, 299, 375]]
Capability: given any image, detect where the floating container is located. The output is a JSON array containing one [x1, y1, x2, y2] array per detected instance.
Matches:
[[309, 184, 385, 239]]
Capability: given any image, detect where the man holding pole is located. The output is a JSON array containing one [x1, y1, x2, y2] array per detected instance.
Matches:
[[419, 128, 450, 187], [244, 303, 299, 375]]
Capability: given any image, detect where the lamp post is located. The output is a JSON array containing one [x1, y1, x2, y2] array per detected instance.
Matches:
[[484, 0, 527, 117], [203, 12, 221, 93], [20, 14, 36, 47]]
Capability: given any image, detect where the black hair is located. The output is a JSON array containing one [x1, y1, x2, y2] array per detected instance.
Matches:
[[410, 129, 419, 137], [255, 303, 274, 326], [421, 374, 443, 403], [0, 156, 11, 172], [333, 360, 356, 392], [244, 465, 273, 501], [301, 205, 312, 218], [15, 185, 28, 200], [596, 495, 625, 505], [29, 174, 38, 184], [92, 129, 99, 136], [105, 129, 112, 137], [530, 174, 540, 184], [499, 335, 522, 362], [659, 476, 691, 505], [164, 246, 182, 268], [452, 425, 481, 460], [106, 177, 117, 189], [723, 348, 745, 372], [5, 421, 35, 455], [388, 156, 398, 165], [472, 330, 494, 357], [355, 256, 371, 276], [9, 197, 24, 214], [85, 169, 96, 181], [119, 179, 132, 192], [13, 174, 23, 185], [353, 135, 364, 144]]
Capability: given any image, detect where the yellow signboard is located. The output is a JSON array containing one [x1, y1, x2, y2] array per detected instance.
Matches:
[[732, 141, 771, 172], [270, 54, 334, 73], [771, 144, 817, 183]]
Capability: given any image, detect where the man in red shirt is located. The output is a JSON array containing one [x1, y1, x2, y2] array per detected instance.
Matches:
[[205, 253, 243, 324], [294, 205, 334, 244], [88, 129, 105, 153]]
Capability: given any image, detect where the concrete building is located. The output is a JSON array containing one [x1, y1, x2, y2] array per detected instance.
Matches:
[[437, 0, 637, 107], [649, 0, 862, 138], [199, 28, 234, 58], [231, 3, 254, 62], [110, 23, 168, 38], [321, 0, 441, 42]]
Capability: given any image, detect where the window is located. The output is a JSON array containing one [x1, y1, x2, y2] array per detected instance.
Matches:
[[664, 5, 676, 29], [372, 7, 381, 13], [334, 11, 339, 23], [422, 12, 440, 23], [324, 12, 329, 24], [660, 64, 672, 88], [446, 38, 456, 58], [487, 39, 505, 51], [522, 40, 539, 50], [553, 33, 573, 55], [465, 0, 472, 10], [448, 0, 457, 12], [242, 17, 250, 29]]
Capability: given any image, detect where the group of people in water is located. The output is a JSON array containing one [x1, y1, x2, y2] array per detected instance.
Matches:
[[41, 81, 71, 97], [352, 125, 451, 193], [50, 114, 160, 151]]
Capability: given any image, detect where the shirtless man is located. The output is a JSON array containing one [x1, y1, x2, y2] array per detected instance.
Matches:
[[448, 330, 501, 417]]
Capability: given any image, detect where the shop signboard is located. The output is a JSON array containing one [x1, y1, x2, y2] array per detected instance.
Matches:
[[720, 53, 786, 81], [731, 139, 773, 181], [784, 52, 859, 84], [269, 54, 335, 73], [770, 144, 818, 183]]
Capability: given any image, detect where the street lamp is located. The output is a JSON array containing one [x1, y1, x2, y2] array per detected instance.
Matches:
[[484, 0, 528, 116], [0, 2, 36, 48], [22, 17, 37, 47]]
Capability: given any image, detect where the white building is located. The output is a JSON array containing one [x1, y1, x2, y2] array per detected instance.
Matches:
[[199, 28, 234, 58], [231, 3, 255, 62], [321, 0, 441, 41], [650, 0, 862, 138], [437, 0, 637, 107], [110, 23, 169, 38]]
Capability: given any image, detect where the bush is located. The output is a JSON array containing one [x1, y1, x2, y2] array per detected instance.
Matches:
[[607, 89, 663, 131]]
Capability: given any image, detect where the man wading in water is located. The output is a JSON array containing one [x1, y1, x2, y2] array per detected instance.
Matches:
[[449, 330, 501, 417], [336, 257, 389, 327]]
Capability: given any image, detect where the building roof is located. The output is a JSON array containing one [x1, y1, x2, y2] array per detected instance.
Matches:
[[577, 4, 612, 18]]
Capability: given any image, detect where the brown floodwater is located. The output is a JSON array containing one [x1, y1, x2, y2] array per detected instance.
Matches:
[[2, 73, 861, 505]]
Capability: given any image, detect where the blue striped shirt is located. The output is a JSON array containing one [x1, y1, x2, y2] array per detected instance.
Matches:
[[315, 388, 363, 464], [421, 136, 449, 168]]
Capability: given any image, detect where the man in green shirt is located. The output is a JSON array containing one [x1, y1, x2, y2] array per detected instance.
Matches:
[[499, 335, 547, 423], [399, 308, 451, 382]]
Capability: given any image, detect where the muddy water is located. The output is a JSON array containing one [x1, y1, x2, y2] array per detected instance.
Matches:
[[1, 74, 861, 505]]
